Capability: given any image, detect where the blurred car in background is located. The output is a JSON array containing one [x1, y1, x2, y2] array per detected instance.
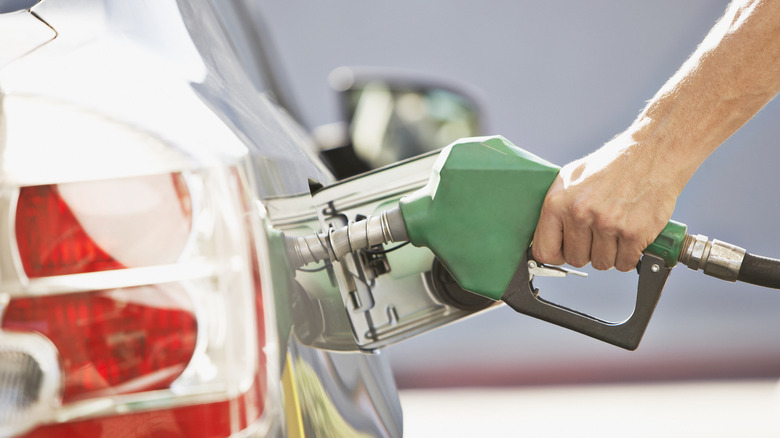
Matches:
[[0, 0, 489, 436]]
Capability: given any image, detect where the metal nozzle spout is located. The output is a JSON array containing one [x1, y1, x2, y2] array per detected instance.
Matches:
[[286, 207, 409, 269]]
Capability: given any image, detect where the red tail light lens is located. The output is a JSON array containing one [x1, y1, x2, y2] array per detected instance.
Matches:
[[15, 184, 123, 277], [2, 285, 197, 403], [2, 169, 267, 437], [15, 173, 193, 278]]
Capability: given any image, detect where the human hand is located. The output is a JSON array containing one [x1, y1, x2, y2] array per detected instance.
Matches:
[[531, 0, 780, 272], [531, 133, 681, 272]]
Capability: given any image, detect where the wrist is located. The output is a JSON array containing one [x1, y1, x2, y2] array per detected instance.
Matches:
[[618, 117, 701, 197]]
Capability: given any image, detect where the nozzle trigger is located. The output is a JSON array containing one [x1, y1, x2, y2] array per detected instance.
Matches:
[[503, 253, 670, 350]]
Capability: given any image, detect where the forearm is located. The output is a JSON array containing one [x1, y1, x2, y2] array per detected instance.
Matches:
[[533, 0, 780, 271], [629, 0, 780, 192]]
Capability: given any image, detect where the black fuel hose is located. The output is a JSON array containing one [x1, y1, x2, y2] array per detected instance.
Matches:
[[680, 235, 780, 289], [737, 253, 780, 289]]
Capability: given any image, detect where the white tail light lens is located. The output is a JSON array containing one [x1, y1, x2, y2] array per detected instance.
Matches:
[[15, 173, 193, 278], [1, 168, 267, 437]]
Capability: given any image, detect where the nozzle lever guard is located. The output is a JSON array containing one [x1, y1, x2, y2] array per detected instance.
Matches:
[[502, 252, 671, 350]]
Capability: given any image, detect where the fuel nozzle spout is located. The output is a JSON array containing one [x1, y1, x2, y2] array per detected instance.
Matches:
[[285, 207, 409, 269]]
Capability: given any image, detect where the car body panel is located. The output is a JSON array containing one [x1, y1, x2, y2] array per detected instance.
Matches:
[[0, 0, 477, 435]]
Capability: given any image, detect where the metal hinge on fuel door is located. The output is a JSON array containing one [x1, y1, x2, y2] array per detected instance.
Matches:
[[272, 151, 499, 351]]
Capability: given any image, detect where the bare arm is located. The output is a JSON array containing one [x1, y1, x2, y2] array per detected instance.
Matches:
[[533, 0, 780, 272]]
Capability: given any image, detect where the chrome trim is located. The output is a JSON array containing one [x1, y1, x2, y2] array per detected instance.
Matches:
[[1, 260, 225, 295]]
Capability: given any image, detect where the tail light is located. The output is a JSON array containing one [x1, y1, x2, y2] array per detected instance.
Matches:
[[0, 168, 268, 437]]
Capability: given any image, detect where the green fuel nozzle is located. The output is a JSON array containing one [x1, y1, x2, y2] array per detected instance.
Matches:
[[396, 136, 560, 299], [286, 135, 558, 293], [287, 135, 779, 349], [288, 135, 677, 291]]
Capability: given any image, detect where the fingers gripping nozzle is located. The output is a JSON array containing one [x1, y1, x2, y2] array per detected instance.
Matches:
[[285, 207, 409, 268]]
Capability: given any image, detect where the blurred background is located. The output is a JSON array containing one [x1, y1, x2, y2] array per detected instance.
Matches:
[[246, 1, 780, 434]]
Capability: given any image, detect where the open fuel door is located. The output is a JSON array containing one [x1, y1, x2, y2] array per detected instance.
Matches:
[[264, 151, 498, 352]]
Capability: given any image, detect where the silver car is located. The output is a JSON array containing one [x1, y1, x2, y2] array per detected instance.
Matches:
[[0, 1, 488, 436]]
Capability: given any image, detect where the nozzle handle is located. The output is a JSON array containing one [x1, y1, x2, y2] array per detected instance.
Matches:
[[502, 252, 671, 350]]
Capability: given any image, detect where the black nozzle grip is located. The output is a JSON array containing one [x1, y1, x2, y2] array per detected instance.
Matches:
[[502, 254, 670, 350]]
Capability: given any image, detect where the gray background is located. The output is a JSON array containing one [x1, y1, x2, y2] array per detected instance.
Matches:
[[250, 1, 780, 387]]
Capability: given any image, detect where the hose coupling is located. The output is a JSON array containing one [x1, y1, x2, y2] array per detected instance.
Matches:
[[286, 207, 409, 268], [679, 234, 746, 282]]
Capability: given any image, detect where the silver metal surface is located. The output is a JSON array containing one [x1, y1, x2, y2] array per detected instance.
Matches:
[[703, 240, 747, 282], [681, 234, 711, 271], [0, 1, 404, 435], [267, 152, 499, 352], [288, 207, 407, 268], [680, 234, 745, 282]]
